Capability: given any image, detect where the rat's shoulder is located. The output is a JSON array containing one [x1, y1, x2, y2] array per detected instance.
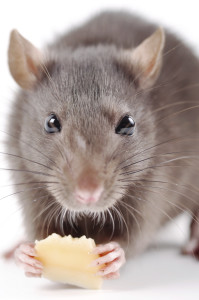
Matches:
[[48, 11, 159, 51], [49, 10, 192, 62]]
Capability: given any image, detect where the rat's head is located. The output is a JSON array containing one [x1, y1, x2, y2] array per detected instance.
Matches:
[[8, 28, 165, 216]]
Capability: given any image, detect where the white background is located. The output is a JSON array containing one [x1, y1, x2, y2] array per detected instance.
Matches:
[[0, 0, 199, 299]]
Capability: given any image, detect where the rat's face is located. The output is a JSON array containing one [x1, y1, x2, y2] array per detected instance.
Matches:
[[8, 28, 164, 217]]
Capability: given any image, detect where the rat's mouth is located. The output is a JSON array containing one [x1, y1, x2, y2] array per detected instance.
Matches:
[[61, 200, 115, 213], [51, 174, 124, 214], [55, 190, 118, 215]]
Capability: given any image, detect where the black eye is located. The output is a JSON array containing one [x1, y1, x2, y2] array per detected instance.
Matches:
[[115, 115, 135, 136], [44, 114, 61, 133]]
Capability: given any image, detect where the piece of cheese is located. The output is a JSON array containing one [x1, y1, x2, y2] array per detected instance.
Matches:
[[35, 233, 103, 289]]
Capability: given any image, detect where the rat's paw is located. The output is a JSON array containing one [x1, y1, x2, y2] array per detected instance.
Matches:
[[91, 242, 126, 279], [182, 211, 199, 259], [3, 241, 22, 259], [14, 242, 43, 278], [182, 238, 199, 259]]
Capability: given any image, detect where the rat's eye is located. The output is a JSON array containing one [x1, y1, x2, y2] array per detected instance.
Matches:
[[115, 115, 135, 136], [44, 114, 61, 133]]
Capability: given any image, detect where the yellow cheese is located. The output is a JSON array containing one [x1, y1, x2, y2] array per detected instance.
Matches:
[[35, 233, 103, 289]]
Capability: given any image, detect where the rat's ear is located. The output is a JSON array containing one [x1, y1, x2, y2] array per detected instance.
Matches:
[[8, 30, 43, 90], [124, 28, 165, 89]]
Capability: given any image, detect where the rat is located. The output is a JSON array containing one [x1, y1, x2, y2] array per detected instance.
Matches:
[[5, 11, 199, 280]]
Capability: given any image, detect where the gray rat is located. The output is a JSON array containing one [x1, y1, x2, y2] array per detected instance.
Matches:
[[6, 11, 199, 280]]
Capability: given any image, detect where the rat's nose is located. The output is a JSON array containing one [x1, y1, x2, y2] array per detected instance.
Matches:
[[75, 185, 104, 204]]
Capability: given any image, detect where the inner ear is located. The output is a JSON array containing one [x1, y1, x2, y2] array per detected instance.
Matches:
[[123, 28, 165, 89], [8, 30, 43, 90]]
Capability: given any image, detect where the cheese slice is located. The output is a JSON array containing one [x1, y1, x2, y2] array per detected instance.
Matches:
[[35, 233, 103, 289]]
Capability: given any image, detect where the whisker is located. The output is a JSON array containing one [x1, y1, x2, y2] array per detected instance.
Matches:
[[56, 138, 73, 173], [137, 184, 199, 210], [0, 204, 24, 226], [162, 42, 182, 57], [111, 189, 144, 240], [97, 210, 107, 232], [32, 186, 61, 202], [117, 135, 199, 168], [59, 206, 65, 236], [171, 83, 199, 95], [0, 129, 60, 172], [157, 105, 199, 124], [40, 63, 62, 103], [119, 155, 199, 176], [0, 167, 55, 178], [120, 150, 199, 171], [127, 193, 189, 244], [0, 180, 59, 188], [112, 203, 130, 251], [119, 178, 199, 195], [119, 199, 142, 238], [61, 207, 68, 235], [45, 204, 61, 237], [132, 41, 181, 89], [150, 100, 199, 115], [67, 210, 78, 232], [0, 185, 52, 202], [116, 194, 143, 217], [32, 193, 50, 203], [0, 151, 54, 171], [110, 205, 123, 233], [134, 79, 172, 98], [33, 198, 56, 222], [139, 186, 199, 227], [119, 164, 190, 177], [107, 208, 115, 241]]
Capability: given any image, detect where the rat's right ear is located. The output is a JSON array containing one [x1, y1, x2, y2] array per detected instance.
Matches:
[[8, 30, 43, 90], [122, 28, 165, 89]]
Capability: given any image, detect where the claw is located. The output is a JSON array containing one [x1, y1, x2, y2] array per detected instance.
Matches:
[[14, 242, 43, 278], [92, 241, 125, 279], [103, 271, 120, 280]]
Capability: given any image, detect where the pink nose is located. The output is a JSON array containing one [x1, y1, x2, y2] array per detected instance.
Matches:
[[75, 185, 104, 204]]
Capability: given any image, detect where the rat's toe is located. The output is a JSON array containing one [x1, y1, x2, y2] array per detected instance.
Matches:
[[103, 271, 120, 280], [14, 242, 43, 276], [91, 248, 122, 267], [25, 272, 42, 278], [96, 257, 124, 276], [92, 241, 125, 278], [17, 242, 36, 257], [16, 252, 43, 269], [92, 242, 120, 255]]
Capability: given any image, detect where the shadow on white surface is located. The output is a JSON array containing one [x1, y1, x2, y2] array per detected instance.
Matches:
[[0, 195, 198, 299], [1, 238, 199, 300]]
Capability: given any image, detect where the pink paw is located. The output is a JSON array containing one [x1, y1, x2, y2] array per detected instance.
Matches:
[[182, 238, 199, 259], [91, 241, 126, 279], [14, 242, 43, 278], [182, 211, 199, 259]]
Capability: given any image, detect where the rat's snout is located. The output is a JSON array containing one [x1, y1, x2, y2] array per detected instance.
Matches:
[[75, 171, 104, 205], [75, 185, 104, 204]]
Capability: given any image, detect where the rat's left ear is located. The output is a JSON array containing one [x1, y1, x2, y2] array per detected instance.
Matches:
[[124, 28, 165, 89], [8, 30, 43, 90]]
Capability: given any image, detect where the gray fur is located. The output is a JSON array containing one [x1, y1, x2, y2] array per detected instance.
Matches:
[[7, 11, 199, 257]]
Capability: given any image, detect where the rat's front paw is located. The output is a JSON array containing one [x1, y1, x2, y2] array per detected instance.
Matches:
[[14, 242, 43, 278], [91, 242, 126, 279]]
